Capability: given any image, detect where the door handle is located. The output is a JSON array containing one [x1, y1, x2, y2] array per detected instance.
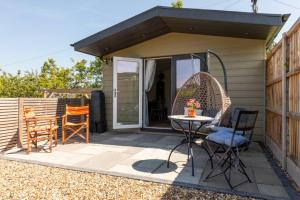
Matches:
[[114, 88, 120, 97]]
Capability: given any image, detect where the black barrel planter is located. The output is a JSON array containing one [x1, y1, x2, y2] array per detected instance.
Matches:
[[90, 90, 107, 133]]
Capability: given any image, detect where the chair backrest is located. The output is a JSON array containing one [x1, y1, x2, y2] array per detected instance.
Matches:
[[66, 105, 89, 116], [23, 107, 36, 119], [232, 110, 259, 147], [230, 107, 246, 128], [171, 72, 231, 130]]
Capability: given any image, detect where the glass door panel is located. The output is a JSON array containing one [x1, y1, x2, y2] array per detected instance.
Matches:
[[171, 53, 207, 101], [176, 58, 201, 92], [113, 57, 142, 129]]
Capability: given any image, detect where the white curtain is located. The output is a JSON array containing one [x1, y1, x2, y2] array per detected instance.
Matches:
[[144, 59, 156, 126]]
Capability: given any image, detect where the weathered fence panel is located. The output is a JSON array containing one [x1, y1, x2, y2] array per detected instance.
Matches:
[[0, 98, 85, 152], [266, 18, 300, 186], [287, 22, 300, 164], [0, 99, 19, 152], [266, 41, 283, 150]]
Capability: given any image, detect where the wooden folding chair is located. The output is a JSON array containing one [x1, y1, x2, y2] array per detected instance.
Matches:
[[23, 107, 59, 154], [62, 105, 90, 144]]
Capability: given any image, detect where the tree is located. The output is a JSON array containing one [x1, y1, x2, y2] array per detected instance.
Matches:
[[38, 58, 73, 90], [87, 57, 103, 88], [171, 0, 183, 8], [0, 70, 41, 97], [71, 57, 103, 89], [0, 57, 103, 97]]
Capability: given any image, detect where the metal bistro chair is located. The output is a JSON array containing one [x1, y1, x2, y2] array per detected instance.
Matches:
[[204, 110, 259, 189], [62, 105, 90, 144]]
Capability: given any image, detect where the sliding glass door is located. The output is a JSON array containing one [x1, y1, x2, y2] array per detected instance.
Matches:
[[171, 53, 207, 101]]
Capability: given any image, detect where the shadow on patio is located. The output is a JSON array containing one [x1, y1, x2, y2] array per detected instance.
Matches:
[[1, 131, 294, 200]]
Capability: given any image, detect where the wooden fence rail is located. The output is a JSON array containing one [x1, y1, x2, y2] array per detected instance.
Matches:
[[266, 18, 300, 186], [0, 98, 84, 152]]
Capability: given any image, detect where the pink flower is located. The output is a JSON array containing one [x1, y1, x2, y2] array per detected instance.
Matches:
[[189, 98, 195, 103], [186, 99, 201, 109]]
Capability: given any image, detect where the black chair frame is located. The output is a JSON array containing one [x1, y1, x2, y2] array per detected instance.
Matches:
[[204, 110, 259, 189]]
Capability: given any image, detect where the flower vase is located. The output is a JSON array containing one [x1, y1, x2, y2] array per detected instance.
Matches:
[[187, 108, 196, 117]]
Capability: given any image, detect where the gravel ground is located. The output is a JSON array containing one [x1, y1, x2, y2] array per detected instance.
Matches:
[[0, 159, 256, 200]]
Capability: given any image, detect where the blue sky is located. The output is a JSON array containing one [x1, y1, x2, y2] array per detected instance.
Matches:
[[0, 0, 299, 74]]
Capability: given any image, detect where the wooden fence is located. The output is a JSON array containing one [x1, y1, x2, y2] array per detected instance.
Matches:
[[0, 98, 84, 152], [0, 99, 19, 152], [266, 18, 300, 186]]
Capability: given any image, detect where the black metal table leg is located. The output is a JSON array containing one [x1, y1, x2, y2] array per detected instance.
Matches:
[[188, 121, 195, 176], [191, 144, 194, 176], [193, 121, 214, 170], [167, 138, 188, 168], [168, 118, 212, 177]]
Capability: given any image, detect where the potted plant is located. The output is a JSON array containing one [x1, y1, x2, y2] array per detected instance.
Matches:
[[186, 98, 201, 117]]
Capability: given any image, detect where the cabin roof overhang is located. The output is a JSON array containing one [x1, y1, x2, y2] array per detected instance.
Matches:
[[72, 6, 289, 57]]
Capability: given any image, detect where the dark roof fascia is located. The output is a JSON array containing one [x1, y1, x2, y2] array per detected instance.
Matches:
[[72, 6, 288, 52], [156, 6, 285, 26], [73, 7, 159, 50]]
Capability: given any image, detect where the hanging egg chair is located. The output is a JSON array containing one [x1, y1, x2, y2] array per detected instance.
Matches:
[[171, 51, 232, 133]]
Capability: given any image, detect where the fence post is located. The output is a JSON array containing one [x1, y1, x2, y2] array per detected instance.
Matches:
[[264, 57, 267, 145], [17, 98, 24, 148], [282, 33, 288, 170], [81, 97, 85, 121]]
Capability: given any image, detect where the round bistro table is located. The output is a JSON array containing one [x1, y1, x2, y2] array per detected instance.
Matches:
[[167, 115, 214, 176]]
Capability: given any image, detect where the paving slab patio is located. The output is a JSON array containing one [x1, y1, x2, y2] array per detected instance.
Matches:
[[1, 131, 293, 200]]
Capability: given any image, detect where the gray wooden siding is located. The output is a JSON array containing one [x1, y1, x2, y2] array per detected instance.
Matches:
[[102, 33, 266, 140], [103, 63, 114, 130]]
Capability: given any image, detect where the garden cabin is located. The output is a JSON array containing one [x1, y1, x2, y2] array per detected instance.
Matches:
[[72, 6, 288, 141]]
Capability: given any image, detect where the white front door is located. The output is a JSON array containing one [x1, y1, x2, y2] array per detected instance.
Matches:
[[113, 57, 143, 129]]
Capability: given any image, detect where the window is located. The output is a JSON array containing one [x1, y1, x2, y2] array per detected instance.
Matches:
[[176, 58, 201, 92], [171, 53, 207, 98]]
